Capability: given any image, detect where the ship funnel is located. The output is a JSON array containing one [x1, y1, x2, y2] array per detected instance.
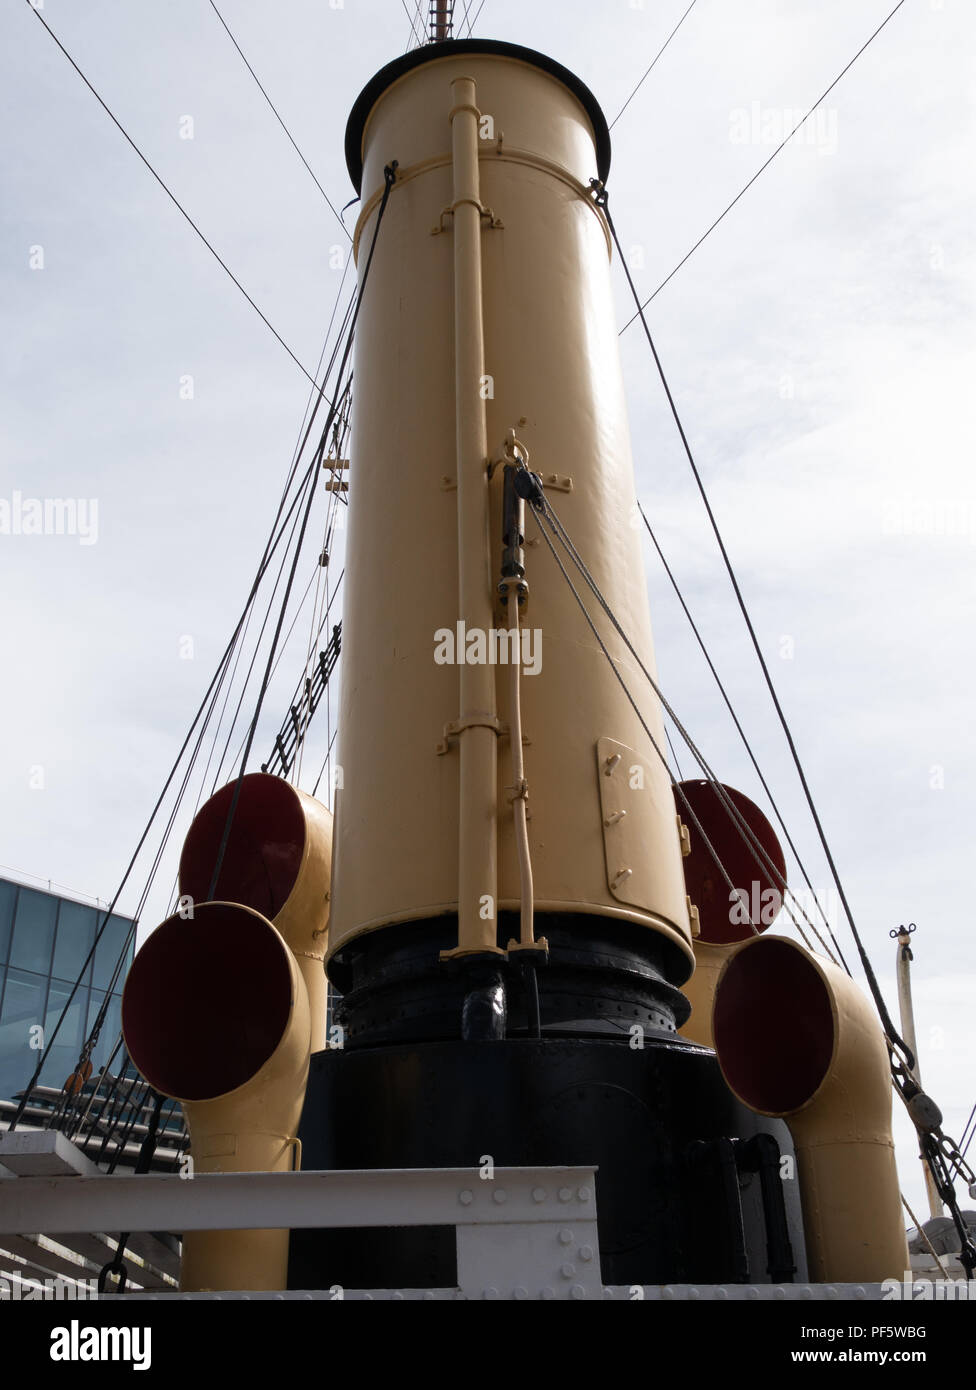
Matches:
[[713, 935, 908, 1281], [676, 780, 785, 1047], [121, 901, 311, 1291], [179, 773, 333, 1051]]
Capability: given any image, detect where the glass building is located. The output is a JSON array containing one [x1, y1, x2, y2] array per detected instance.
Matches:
[[0, 875, 134, 1106]]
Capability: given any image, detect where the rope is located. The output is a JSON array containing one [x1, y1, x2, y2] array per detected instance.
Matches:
[[608, 0, 698, 130], [205, 161, 399, 901], [595, 178, 913, 1062], [528, 498, 757, 932], [619, 0, 910, 329], [538, 494, 829, 957], [23, 2, 336, 400], [207, 0, 351, 241], [640, 503, 851, 972]]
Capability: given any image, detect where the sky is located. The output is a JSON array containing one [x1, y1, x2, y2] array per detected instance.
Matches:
[[1, 0, 974, 1225]]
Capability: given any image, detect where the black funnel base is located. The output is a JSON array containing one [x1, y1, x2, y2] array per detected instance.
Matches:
[[288, 1035, 808, 1291]]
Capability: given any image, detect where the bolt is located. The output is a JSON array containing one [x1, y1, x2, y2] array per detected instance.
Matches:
[[570, 1285, 586, 1300], [484, 1287, 499, 1300], [558, 1229, 573, 1246], [541, 1287, 555, 1300], [459, 1189, 474, 1205], [532, 1187, 547, 1203], [577, 1186, 591, 1202], [560, 1263, 576, 1279], [579, 1246, 593, 1262], [513, 1286, 528, 1300], [492, 1188, 507, 1205], [558, 1186, 572, 1202]]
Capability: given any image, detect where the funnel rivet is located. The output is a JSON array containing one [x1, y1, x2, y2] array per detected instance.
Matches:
[[513, 1286, 529, 1300], [558, 1228, 573, 1245], [560, 1263, 576, 1279], [459, 1189, 474, 1205], [579, 1245, 594, 1262], [570, 1285, 586, 1300], [492, 1188, 507, 1205], [532, 1186, 547, 1203], [558, 1186, 572, 1202], [577, 1186, 591, 1202]]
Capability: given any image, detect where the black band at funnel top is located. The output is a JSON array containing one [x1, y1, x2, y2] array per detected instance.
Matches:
[[344, 38, 612, 195]]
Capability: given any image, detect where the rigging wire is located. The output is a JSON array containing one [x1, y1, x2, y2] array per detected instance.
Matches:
[[207, 1, 351, 241], [204, 161, 399, 902], [401, 0, 426, 52], [960, 1102, 976, 1161], [11, 304, 354, 1129], [527, 501, 759, 935], [639, 502, 852, 972], [594, 177, 912, 1053], [619, 0, 909, 330], [312, 725, 340, 801], [464, 0, 487, 40], [537, 491, 829, 959], [24, 1, 333, 399], [608, 0, 698, 130]]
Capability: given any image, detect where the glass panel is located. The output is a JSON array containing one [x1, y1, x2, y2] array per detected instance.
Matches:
[[92, 914, 134, 992], [0, 880, 17, 969], [8, 887, 57, 975], [38, 981, 86, 1090], [52, 899, 96, 986], [0, 969, 48, 1101]]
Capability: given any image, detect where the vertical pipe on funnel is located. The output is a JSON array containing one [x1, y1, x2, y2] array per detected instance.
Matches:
[[443, 74, 501, 960]]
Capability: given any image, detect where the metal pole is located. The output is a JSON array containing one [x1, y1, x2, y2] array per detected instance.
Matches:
[[893, 923, 943, 1220], [443, 74, 500, 960]]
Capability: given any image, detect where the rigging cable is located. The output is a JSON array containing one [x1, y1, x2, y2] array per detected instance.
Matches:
[[11, 326, 350, 1130], [595, 178, 911, 1046], [536, 491, 830, 959], [596, 181, 976, 1274], [608, 0, 698, 130], [401, 0, 425, 52], [205, 161, 399, 901], [525, 494, 760, 935], [639, 502, 851, 972], [24, 1, 333, 399], [207, 1, 351, 241], [463, 0, 487, 40], [619, 0, 909, 329]]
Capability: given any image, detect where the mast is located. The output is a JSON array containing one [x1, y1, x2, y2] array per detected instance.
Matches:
[[892, 922, 944, 1220], [429, 1, 454, 43]]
